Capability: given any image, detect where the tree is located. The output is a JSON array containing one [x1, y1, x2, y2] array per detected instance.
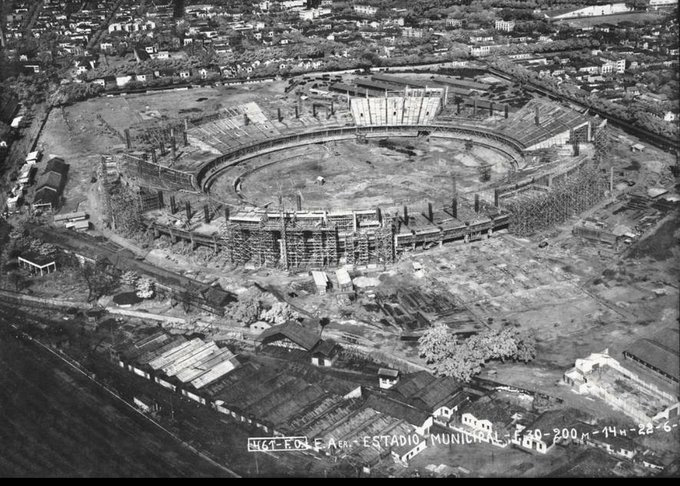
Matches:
[[514, 330, 537, 363], [259, 301, 298, 325], [418, 323, 458, 365], [229, 287, 263, 327], [7, 271, 25, 291], [121, 270, 139, 287], [418, 326, 538, 382], [81, 258, 120, 303], [135, 277, 155, 299], [625, 0, 649, 11]]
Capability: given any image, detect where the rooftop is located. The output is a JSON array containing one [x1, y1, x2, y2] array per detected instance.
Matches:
[[624, 327, 680, 382], [256, 320, 321, 351], [44, 157, 68, 176]]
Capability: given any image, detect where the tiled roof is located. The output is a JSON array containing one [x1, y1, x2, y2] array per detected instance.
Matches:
[[624, 327, 679, 380], [364, 392, 430, 427], [257, 320, 321, 351], [44, 157, 68, 176], [392, 371, 437, 398], [36, 172, 63, 192]]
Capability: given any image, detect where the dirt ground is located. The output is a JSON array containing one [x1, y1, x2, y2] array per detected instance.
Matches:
[[229, 136, 513, 210]]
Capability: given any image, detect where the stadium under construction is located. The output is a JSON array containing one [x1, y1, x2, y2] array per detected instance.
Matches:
[[106, 80, 609, 270]]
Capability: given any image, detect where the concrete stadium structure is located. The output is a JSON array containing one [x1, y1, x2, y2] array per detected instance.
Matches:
[[123, 88, 605, 270]]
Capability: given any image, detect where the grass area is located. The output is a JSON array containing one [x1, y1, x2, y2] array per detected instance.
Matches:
[[0, 326, 231, 477]]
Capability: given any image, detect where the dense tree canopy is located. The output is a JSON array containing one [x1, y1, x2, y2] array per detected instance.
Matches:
[[419, 325, 537, 382]]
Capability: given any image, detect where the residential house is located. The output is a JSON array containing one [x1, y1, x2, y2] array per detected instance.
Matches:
[[517, 408, 593, 454], [401, 27, 424, 38], [455, 396, 523, 446], [115, 74, 133, 87], [378, 368, 400, 389], [310, 340, 339, 367], [354, 4, 378, 16], [256, 320, 321, 352], [495, 20, 515, 32], [586, 432, 637, 460], [445, 18, 462, 29]]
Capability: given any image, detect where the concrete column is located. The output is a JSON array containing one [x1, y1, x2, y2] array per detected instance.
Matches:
[[403, 206, 409, 226], [204, 204, 210, 223], [185, 201, 191, 221], [124, 129, 131, 149], [474, 194, 480, 213]]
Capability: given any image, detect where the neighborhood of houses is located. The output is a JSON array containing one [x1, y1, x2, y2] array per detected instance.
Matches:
[[110, 314, 679, 474], [3, 0, 678, 128]]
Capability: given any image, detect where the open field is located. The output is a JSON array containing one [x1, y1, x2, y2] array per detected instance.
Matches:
[[220, 136, 513, 210]]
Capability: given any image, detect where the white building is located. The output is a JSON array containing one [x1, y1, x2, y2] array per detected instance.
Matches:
[[495, 20, 515, 32], [545, 3, 631, 20], [354, 4, 378, 16], [649, 0, 678, 9], [470, 44, 494, 57], [563, 349, 680, 425], [401, 26, 424, 38]]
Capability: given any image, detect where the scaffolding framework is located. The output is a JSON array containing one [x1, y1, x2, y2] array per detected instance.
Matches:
[[503, 162, 607, 236]]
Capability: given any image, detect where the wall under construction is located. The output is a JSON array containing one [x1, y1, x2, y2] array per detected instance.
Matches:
[[118, 153, 195, 192], [142, 197, 513, 270], [502, 162, 607, 237]]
